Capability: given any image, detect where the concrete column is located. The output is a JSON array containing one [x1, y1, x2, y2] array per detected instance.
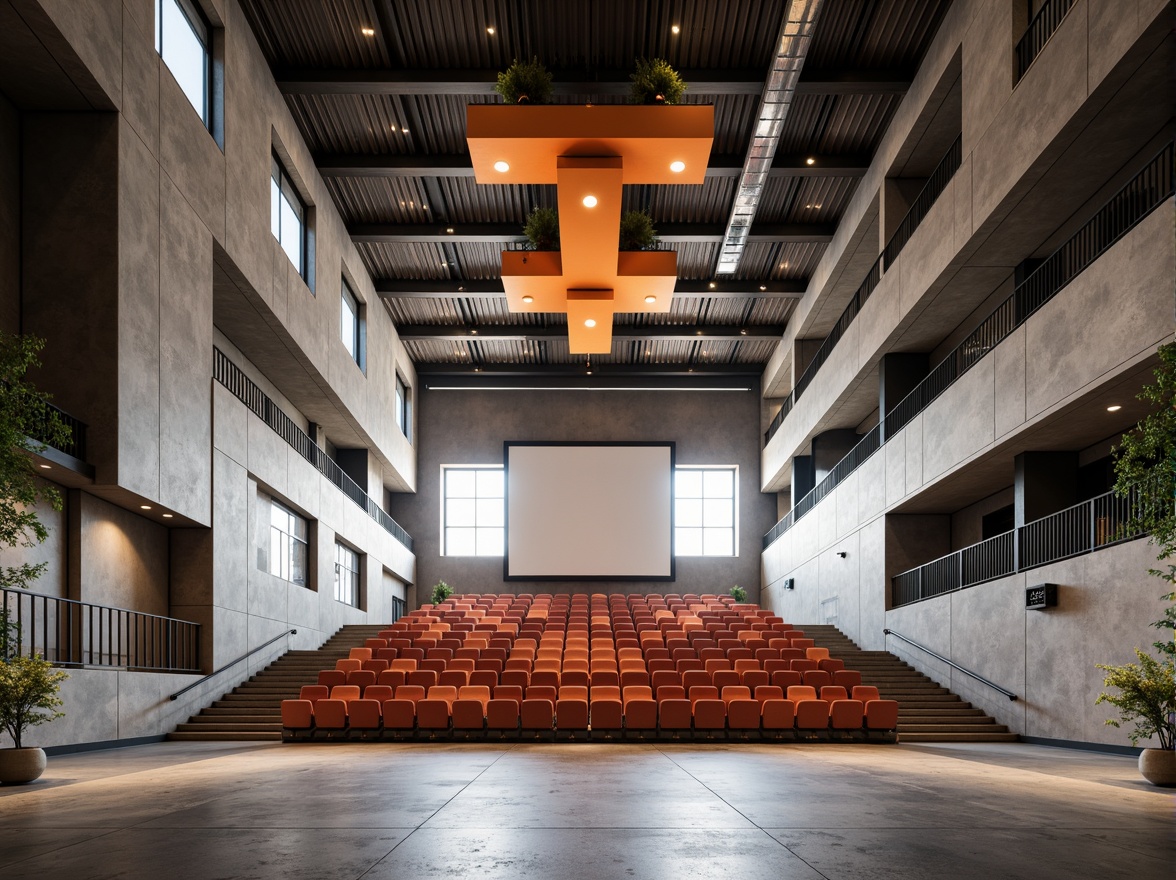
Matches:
[[792, 455, 814, 507], [879, 352, 930, 439], [1014, 451, 1079, 527], [812, 429, 859, 483]]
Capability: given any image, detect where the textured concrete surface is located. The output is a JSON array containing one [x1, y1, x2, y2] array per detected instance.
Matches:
[[0, 741, 1171, 879]]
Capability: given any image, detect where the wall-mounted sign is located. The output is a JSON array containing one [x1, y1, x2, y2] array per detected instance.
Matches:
[[1026, 583, 1058, 610]]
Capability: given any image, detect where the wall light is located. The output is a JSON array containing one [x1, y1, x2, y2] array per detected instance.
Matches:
[[1106, 405, 1122, 412], [162, 513, 174, 519], [671, 24, 681, 34], [38, 464, 51, 469], [140, 505, 152, 510], [582, 195, 598, 208]]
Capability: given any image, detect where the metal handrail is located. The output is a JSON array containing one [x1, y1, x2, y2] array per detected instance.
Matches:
[[884, 628, 1018, 701], [1015, 0, 1077, 81], [169, 628, 296, 701]]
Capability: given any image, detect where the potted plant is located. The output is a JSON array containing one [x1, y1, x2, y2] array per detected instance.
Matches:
[[619, 210, 658, 251], [1097, 341, 1176, 785], [729, 585, 747, 603], [495, 57, 554, 105], [0, 653, 68, 784], [629, 57, 687, 105], [523, 206, 560, 251], [430, 581, 454, 605]]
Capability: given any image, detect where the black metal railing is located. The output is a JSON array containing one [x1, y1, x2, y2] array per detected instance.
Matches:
[[26, 402, 87, 462], [883, 134, 963, 268], [1015, 0, 1077, 81], [765, 136, 961, 446], [764, 145, 1173, 550], [213, 348, 414, 552], [1, 587, 200, 672], [891, 489, 1145, 607], [170, 628, 295, 700], [883, 628, 1018, 700]]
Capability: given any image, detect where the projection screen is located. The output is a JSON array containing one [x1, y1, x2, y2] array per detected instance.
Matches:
[[504, 442, 675, 580]]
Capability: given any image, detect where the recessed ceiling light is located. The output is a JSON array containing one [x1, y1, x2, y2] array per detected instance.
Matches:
[[38, 464, 51, 469], [522, 295, 534, 303], [493, 160, 510, 173], [446, 227, 455, 234], [360, 26, 375, 37], [670, 161, 685, 173], [671, 24, 681, 34], [1107, 405, 1122, 412], [584, 319, 597, 328], [162, 513, 174, 519], [740, 328, 748, 335], [644, 295, 656, 304], [805, 204, 813, 209], [470, 329, 478, 335], [759, 284, 766, 291], [582, 195, 598, 208], [708, 282, 716, 289], [140, 505, 151, 510], [401, 127, 409, 133], [805, 157, 815, 165], [486, 26, 495, 35]]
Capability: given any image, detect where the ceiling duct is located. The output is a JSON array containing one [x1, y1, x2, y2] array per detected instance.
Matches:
[[715, 0, 824, 275]]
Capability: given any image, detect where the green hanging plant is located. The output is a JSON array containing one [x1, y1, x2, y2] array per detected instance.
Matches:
[[628, 57, 687, 105], [495, 57, 554, 105], [619, 210, 658, 250], [523, 207, 560, 251]]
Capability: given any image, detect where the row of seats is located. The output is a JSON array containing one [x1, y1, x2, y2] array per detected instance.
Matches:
[[282, 683, 899, 741]]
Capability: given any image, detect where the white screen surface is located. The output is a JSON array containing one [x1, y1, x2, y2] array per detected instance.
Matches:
[[505, 443, 673, 579]]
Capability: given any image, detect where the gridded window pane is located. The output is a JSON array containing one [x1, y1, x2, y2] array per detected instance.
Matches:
[[675, 469, 703, 497], [675, 527, 703, 556], [674, 466, 737, 557], [266, 498, 309, 586], [442, 466, 504, 556], [157, 0, 208, 124], [334, 543, 360, 608], [675, 498, 703, 527]]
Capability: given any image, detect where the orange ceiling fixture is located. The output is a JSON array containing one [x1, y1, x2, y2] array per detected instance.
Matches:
[[467, 105, 715, 353]]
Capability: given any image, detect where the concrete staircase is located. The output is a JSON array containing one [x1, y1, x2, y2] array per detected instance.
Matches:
[[168, 625, 386, 742], [804, 624, 1018, 743]]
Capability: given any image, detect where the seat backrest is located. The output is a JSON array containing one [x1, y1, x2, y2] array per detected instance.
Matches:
[[721, 685, 752, 705], [558, 685, 589, 702], [426, 685, 458, 706], [592, 686, 621, 702], [390, 658, 418, 672], [330, 685, 362, 703], [299, 685, 329, 702], [623, 686, 654, 703], [803, 670, 832, 689], [689, 685, 719, 704], [526, 685, 558, 705], [347, 670, 378, 689], [787, 685, 818, 702], [348, 647, 373, 661], [363, 684, 394, 703], [494, 684, 524, 707], [852, 685, 881, 702], [335, 658, 362, 673], [656, 685, 686, 702], [458, 685, 491, 708], [682, 670, 711, 690], [377, 669, 407, 688], [754, 685, 784, 703], [820, 686, 849, 701], [805, 647, 830, 661]]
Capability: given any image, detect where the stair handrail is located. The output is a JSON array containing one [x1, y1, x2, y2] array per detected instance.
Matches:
[[169, 629, 298, 701], [883, 628, 1018, 701]]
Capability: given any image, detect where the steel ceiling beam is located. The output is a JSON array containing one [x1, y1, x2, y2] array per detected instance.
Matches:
[[413, 362, 764, 377], [277, 68, 908, 97], [351, 222, 834, 244], [396, 324, 785, 341], [375, 278, 806, 299], [317, 152, 868, 178]]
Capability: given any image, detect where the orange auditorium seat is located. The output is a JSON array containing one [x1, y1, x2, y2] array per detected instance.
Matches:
[[622, 686, 657, 734], [589, 686, 623, 734], [822, 685, 865, 732], [803, 670, 832, 690], [656, 686, 692, 734], [407, 669, 438, 690], [453, 686, 492, 733], [417, 685, 458, 731], [377, 669, 407, 689], [787, 685, 830, 733], [317, 669, 346, 688], [833, 670, 862, 689], [335, 658, 362, 674], [347, 669, 378, 690], [854, 686, 900, 732]]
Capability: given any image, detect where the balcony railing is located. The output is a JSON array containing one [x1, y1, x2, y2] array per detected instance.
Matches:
[[26, 401, 87, 462], [765, 136, 961, 446], [1, 587, 201, 672], [891, 489, 1144, 607], [764, 144, 1173, 551], [213, 348, 414, 552], [1015, 0, 1077, 82]]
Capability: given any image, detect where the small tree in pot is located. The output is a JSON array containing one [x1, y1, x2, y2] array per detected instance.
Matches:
[[495, 57, 554, 105], [629, 58, 687, 105], [0, 654, 67, 784], [523, 207, 560, 251]]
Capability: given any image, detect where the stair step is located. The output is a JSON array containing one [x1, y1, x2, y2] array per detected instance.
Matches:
[[175, 722, 283, 732], [899, 723, 1009, 733], [900, 732, 1020, 743], [202, 706, 282, 716], [187, 715, 281, 724], [168, 731, 282, 741], [899, 708, 986, 717]]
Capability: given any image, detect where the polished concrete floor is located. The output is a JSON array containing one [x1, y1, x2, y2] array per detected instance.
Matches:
[[0, 741, 1171, 879]]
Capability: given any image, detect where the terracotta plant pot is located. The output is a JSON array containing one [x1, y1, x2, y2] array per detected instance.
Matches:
[[0, 747, 47, 785], [1138, 748, 1176, 786]]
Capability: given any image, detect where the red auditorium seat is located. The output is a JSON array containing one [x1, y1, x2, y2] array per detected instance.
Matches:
[[407, 669, 438, 690], [317, 669, 346, 688], [821, 685, 865, 735], [833, 670, 862, 689], [818, 658, 845, 674], [453, 686, 492, 737], [723, 686, 761, 736], [853, 686, 900, 735], [347, 669, 378, 690], [802, 670, 832, 690], [656, 685, 691, 736], [589, 686, 623, 737], [622, 686, 657, 737], [787, 685, 830, 737]]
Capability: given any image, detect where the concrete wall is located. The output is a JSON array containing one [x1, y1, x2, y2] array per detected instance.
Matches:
[[391, 386, 776, 606], [885, 537, 1169, 749]]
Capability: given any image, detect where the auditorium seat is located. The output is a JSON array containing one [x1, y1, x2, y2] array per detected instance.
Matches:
[[556, 686, 590, 737], [347, 669, 378, 690], [561, 670, 590, 688], [771, 670, 802, 690], [377, 669, 407, 689], [589, 686, 623, 735], [741, 670, 770, 690], [348, 648, 373, 662], [622, 686, 657, 735], [417, 685, 458, 733], [439, 670, 469, 688], [818, 658, 845, 674], [712, 670, 741, 691], [469, 670, 499, 689], [682, 670, 711, 692], [787, 685, 830, 736], [317, 669, 346, 688], [805, 647, 830, 662], [407, 669, 438, 690], [833, 670, 862, 689], [802, 670, 832, 690], [853, 686, 900, 733], [656, 686, 691, 735], [280, 685, 326, 734], [315, 685, 362, 732], [453, 686, 492, 735], [822, 686, 865, 734], [650, 669, 680, 692], [335, 658, 362, 674]]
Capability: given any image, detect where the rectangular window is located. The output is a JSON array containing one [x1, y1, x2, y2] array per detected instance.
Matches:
[[341, 279, 363, 368], [442, 466, 504, 556], [334, 542, 361, 608], [395, 374, 411, 440], [155, 0, 210, 125], [268, 499, 309, 586], [674, 466, 737, 556], [271, 154, 305, 275]]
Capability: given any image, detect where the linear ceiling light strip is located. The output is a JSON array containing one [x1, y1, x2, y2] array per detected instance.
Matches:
[[716, 0, 824, 275]]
